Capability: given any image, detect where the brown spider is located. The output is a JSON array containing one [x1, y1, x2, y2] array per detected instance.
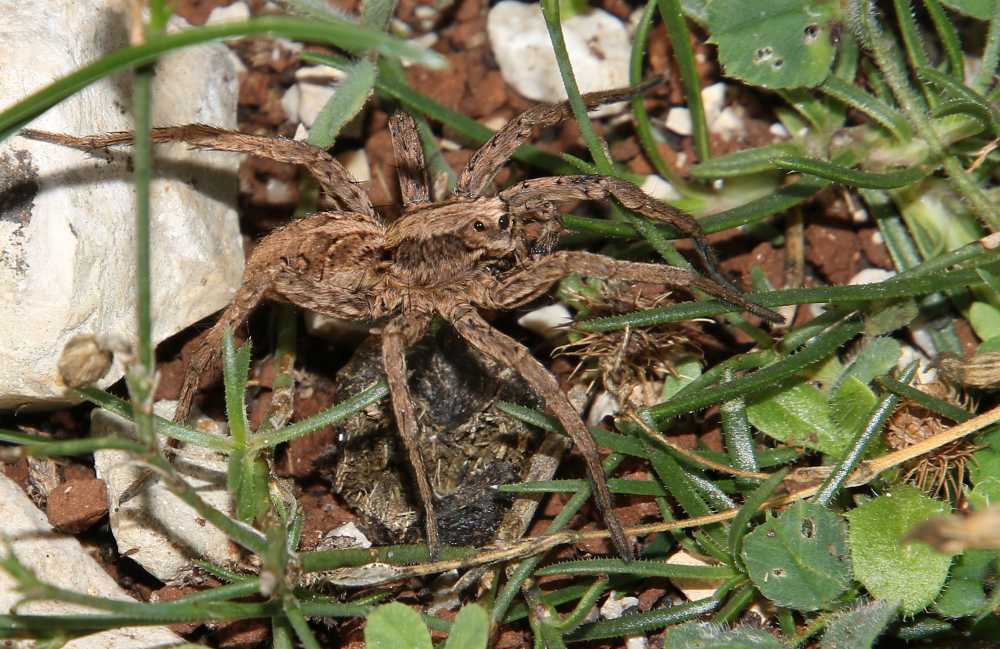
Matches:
[[24, 82, 781, 560]]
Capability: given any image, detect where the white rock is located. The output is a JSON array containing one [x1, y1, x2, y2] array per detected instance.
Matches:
[[517, 303, 573, 337], [289, 65, 348, 128], [93, 401, 241, 582], [666, 82, 732, 137], [665, 107, 693, 135], [712, 106, 746, 141], [848, 268, 895, 285], [0, 0, 243, 409], [0, 473, 182, 648], [641, 174, 681, 201], [600, 591, 639, 619], [325, 521, 372, 549], [666, 550, 725, 600], [488, 2, 631, 116], [587, 390, 619, 428], [337, 148, 371, 183], [205, 0, 251, 24], [769, 122, 790, 138], [701, 82, 727, 125]]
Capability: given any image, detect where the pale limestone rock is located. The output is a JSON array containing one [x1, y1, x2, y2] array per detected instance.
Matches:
[[0, 473, 182, 648], [0, 0, 243, 409], [93, 401, 241, 582], [488, 1, 630, 116]]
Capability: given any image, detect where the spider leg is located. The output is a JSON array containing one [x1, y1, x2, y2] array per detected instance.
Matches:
[[445, 305, 635, 560], [381, 313, 440, 556], [388, 111, 431, 205], [489, 250, 782, 323], [20, 125, 376, 217], [456, 77, 663, 196], [175, 270, 274, 423], [499, 175, 766, 311]]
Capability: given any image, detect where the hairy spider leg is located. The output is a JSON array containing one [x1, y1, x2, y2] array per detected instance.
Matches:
[[381, 313, 442, 554], [21, 125, 376, 217], [499, 181, 782, 323], [388, 112, 432, 205], [455, 78, 662, 197], [446, 305, 635, 560]]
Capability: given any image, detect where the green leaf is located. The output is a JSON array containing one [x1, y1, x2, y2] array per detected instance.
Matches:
[[819, 599, 899, 649], [863, 299, 918, 336], [840, 337, 901, 385], [706, 0, 842, 88], [365, 603, 432, 649], [969, 301, 1000, 342], [443, 604, 488, 649], [846, 486, 955, 614], [662, 358, 703, 400], [941, 0, 996, 20], [828, 376, 877, 440], [935, 550, 998, 618], [746, 382, 851, 457], [221, 329, 252, 448], [968, 476, 1000, 511], [690, 144, 801, 178], [729, 468, 789, 570], [307, 58, 377, 150], [661, 621, 787, 648], [229, 451, 270, 523], [742, 501, 852, 611]]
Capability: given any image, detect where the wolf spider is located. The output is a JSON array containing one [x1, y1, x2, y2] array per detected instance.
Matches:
[[25, 81, 780, 560]]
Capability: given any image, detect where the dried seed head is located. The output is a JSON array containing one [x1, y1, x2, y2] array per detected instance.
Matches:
[[58, 334, 114, 388], [937, 351, 1000, 389], [886, 381, 979, 501]]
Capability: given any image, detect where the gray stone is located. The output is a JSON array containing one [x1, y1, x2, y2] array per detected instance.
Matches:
[[0, 0, 244, 408]]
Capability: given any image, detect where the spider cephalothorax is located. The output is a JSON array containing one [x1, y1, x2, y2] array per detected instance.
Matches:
[[24, 81, 781, 560]]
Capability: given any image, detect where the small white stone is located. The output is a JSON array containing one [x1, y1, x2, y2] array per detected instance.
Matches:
[[93, 402, 241, 582], [769, 122, 790, 138], [0, 0, 243, 409], [0, 473, 183, 648], [848, 268, 895, 285], [265, 178, 292, 204], [898, 344, 938, 383], [872, 231, 884, 245], [701, 82, 727, 125], [517, 303, 573, 337], [296, 84, 336, 129], [281, 85, 301, 124], [482, 115, 509, 130], [294, 123, 310, 141], [326, 522, 372, 549], [640, 174, 681, 201], [667, 550, 726, 600], [711, 106, 745, 141], [439, 138, 463, 151], [600, 591, 639, 619], [305, 311, 374, 340], [626, 638, 648, 649], [910, 325, 938, 358], [665, 107, 693, 135], [488, 2, 631, 117], [205, 1, 251, 24], [337, 149, 371, 183], [295, 64, 346, 84], [587, 391, 620, 428]]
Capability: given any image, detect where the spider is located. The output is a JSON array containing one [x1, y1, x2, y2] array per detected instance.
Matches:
[[24, 81, 781, 560]]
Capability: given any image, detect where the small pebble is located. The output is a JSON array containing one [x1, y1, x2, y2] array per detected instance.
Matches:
[[46, 478, 108, 534]]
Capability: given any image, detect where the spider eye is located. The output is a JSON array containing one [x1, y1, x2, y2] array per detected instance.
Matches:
[[473, 220, 485, 231], [498, 214, 510, 230]]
